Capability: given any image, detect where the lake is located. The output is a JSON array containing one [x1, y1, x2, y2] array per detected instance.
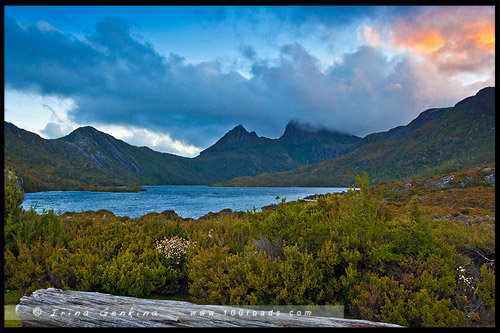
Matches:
[[22, 185, 349, 219]]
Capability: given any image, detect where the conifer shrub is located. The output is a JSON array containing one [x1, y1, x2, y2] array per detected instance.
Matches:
[[4, 166, 24, 224]]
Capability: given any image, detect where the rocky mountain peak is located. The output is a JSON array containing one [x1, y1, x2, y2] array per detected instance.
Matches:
[[62, 126, 104, 143], [216, 124, 258, 144], [280, 120, 314, 144], [280, 120, 360, 145], [197, 124, 261, 156]]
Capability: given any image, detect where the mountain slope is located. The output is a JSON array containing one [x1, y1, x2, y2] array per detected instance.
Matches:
[[217, 87, 495, 187], [4, 122, 196, 191]]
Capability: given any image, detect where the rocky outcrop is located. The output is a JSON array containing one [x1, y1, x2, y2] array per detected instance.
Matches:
[[431, 175, 455, 189], [484, 173, 495, 185]]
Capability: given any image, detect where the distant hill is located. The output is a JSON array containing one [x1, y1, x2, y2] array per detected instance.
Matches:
[[217, 87, 495, 187], [4, 119, 359, 192]]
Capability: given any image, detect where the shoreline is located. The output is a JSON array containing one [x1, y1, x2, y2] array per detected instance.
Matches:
[[24, 185, 147, 193]]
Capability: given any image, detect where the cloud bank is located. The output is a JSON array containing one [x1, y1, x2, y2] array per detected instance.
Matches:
[[364, 6, 495, 78], [4, 7, 494, 152]]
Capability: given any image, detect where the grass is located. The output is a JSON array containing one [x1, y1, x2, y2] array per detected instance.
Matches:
[[4, 290, 23, 328], [4, 305, 21, 328], [371, 164, 496, 218]]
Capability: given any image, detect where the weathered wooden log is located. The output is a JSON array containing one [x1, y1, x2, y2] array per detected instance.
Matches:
[[16, 288, 402, 328]]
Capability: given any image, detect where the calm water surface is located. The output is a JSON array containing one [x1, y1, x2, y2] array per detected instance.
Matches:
[[22, 186, 349, 219]]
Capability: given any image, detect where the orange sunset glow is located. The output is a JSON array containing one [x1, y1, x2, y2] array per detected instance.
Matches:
[[475, 26, 495, 51], [364, 6, 495, 81], [407, 30, 445, 53], [394, 22, 495, 55]]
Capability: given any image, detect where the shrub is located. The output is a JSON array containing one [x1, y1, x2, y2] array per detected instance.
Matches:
[[156, 236, 196, 266], [35, 210, 63, 246], [4, 166, 24, 224], [477, 264, 495, 320]]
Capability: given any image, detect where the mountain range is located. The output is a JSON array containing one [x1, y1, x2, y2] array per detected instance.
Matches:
[[4, 117, 360, 192], [4, 87, 495, 192]]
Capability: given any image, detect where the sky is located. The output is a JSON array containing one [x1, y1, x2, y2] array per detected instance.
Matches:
[[4, 5, 495, 157]]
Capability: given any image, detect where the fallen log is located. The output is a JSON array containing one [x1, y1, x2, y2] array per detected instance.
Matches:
[[16, 288, 402, 328]]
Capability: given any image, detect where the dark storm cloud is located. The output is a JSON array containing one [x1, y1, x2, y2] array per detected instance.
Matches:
[[5, 15, 484, 148], [5, 16, 103, 96]]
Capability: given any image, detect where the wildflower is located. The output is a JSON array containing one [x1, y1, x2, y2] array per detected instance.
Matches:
[[156, 236, 196, 265]]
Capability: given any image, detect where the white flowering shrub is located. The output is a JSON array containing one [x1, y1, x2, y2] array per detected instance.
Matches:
[[454, 264, 491, 323], [457, 266, 477, 293], [156, 236, 196, 265]]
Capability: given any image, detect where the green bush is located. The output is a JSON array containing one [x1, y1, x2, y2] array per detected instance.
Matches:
[[35, 210, 63, 245], [4, 166, 24, 224], [96, 249, 169, 297], [188, 243, 323, 305], [477, 264, 495, 319]]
